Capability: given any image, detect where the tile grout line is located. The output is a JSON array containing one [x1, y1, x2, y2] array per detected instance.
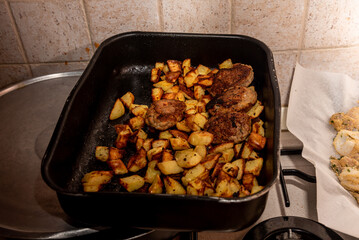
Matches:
[[297, 0, 310, 63], [4, 0, 33, 77], [157, 0, 164, 31], [79, 0, 95, 54]]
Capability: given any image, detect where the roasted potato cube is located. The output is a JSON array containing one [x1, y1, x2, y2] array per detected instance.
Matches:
[[251, 185, 264, 194], [119, 175, 145, 192], [159, 130, 173, 139], [218, 148, 235, 163], [179, 85, 194, 99], [163, 176, 186, 195], [232, 159, 245, 180], [131, 105, 148, 118], [157, 160, 184, 175], [162, 150, 174, 162], [109, 98, 125, 120], [175, 91, 186, 101], [187, 178, 207, 196], [115, 128, 132, 149], [244, 158, 263, 176], [196, 64, 211, 75], [149, 174, 163, 194], [169, 130, 188, 140], [197, 77, 214, 87], [181, 164, 206, 186], [219, 59, 233, 69], [153, 80, 174, 92], [129, 116, 145, 131], [147, 147, 164, 161], [143, 138, 153, 151], [241, 142, 253, 159], [194, 145, 207, 159], [166, 85, 180, 94], [166, 71, 181, 83], [163, 64, 170, 74], [201, 153, 221, 170], [210, 68, 219, 75], [135, 129, 148, 140], [234, 143, 243, 158], [151, 67, 161, 83], [175, 149, 202, 168], [247, 101, 264, 119], [184, 70, 198, 88], [185, 115, 201, 132], [136, 138, 144, 151], [176, 120, 192, 132], [162, 93, 176, 100], [120, 92, 135, 109], [248, 132, 266, 150], [228, 178, 241, 197], [95, 146, 109, 162], [182, 58, 191, 69], [209, 142, 234, 154], [108, 159, 128, 175], [170, 137, 191, 150], [185, 99, 198, 111], [152, 139, 170, 149], [193, 113, 207, 129], [242, 173, 255, 191], [82, 171, 113, 192], [155, 62, 164, 70], [196, 101, 207, 113], [252, 120, 265, 137], [188, 131, 214, 146], [185, 108, 197, 115], [127, 148, 147, 172], [211, 162, 225, 179], [167, 60, 182, 72], [152, 87, 164, 101], [144, 160, 161, 183], [222, 163, 239, 178], [194, 85, 205, 100], [214, 178, 231, 197], [109, 147, 125, 160]]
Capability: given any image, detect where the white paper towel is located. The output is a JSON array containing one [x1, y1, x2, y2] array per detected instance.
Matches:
[[287, 63, 359, 237]]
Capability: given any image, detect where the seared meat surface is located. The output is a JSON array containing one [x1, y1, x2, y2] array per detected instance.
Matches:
[[145, 99, 186, 130], [208, 63, 254, 97], [207, 86, 257, 115], [204, 111, 251, 144]]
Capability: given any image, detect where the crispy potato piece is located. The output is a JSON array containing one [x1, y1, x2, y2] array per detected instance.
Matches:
[[167, 60, 182, 72], [170, 137, 191, 150], [185, 108, 197, 115], [182, 58, 191, 69], [164, 176, 186, 195], [155, 62, 164, 71], [144, 160, 161, 183], [127, 148, 147, 172], [166, 71, 181, 83], [115, 126, 132, 149], [166, 85, 180, 94], [176, 120, 192, 132], [194, 145, 207, 159], [183, 66, 192, 77], [95, 146, 109, 162], [196, 64, 211, 75], [181, 164, 206, 186], [185, 99, 198, 111], [197, 77, 214, 87], [211, 162, 225, 179], [131, 105, 148, 118], [252, 120, 265, 137], [242, 173, 255, 191], [119, 175, 145, 192], [247, 101, 264, 119], [151, 67, 161, 83], [184, 70, 198, 88], [152, 87, 163, 101], [219, 59, 233, 69], [222, 163, 239, 178], [244, 158, 263, 176], [232, 159, 245, 180], [129, 116, 145, 131], [153, 80, 174, 92], [185, 115, 201, 132], [209, 142, 234, 154], [147, 147, 164, 161], [82, 171, 113, 192], [248, 132, 266, 150], [143, 138, 153, 151], [175, 149, 202, 168], [120, 92, 135, 109], [109, 98, 125, 120], [251, 185, 264, 194], [163, 64, 169, 74], [108, 159, 128, 175], [241, 142, 253, 159], [188, 131, 214, 146], [194, 85, 205, 100], [157, 160, 184, 175], [152, 139, 170, 149], [109, 147, 125, 160], [175, 91, 186, 101], [149, 174, 163, 194], [162, 150, 174, 162], [218, 148, 235, 163], [179, 85, 194, 99], [234, 143, 243, 158], [169, 129, 188, 140], [201, 153, 221, 170], [162, 93, 176, 100], [159, 130, 173, 140]]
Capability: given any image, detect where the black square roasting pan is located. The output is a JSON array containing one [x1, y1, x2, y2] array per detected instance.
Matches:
[[41, 32, 281, 231]]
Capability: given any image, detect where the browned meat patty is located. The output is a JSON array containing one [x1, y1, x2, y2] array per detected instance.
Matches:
[[208, 63, 254, 97], [204, 111, 251, 144], [207, 86, 257, 115], [145, 99, 186, 130]]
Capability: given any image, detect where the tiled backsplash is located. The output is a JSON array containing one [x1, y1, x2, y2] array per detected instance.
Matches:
[[1, 0, 359, 106]]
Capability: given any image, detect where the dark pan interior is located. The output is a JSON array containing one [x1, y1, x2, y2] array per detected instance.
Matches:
[[42, 32, 280, 196]]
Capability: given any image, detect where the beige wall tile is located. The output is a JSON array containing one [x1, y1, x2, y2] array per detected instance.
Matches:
[[85, 0, 161, 45], [299, 47, 359, 81], [273, 51, 298, 106], [0, 1, 25, 64], [232, 0, 305, 51], [30, 62, 87, 77], [162, 0, 230, 33], [10, 0, 92, 63], [304, 0, 359, 49], [0, 64, 32, 88]]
